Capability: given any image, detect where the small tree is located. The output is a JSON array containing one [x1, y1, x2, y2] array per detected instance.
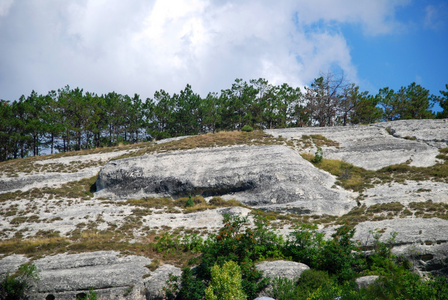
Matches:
[[205, 260, 247, 300]]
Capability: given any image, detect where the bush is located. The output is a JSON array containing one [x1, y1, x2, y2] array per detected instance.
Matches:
[[268, 277, 297, 300], [0, 264, 39, 300], [241, 125, 253, 132], [205, 261, 247, 300], [163, 213, 448, 299], [311, 146, 323, 163], [185, 195, 194, 208]]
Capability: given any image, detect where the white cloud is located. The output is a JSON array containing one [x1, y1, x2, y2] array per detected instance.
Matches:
[[424, 3, 448, 30], [293, 0, 411, 35], [0, 0, 14, 17], [0, 0, 411, 101]]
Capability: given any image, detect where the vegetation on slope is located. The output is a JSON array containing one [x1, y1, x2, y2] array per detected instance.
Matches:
[[302, 147, 448, 193], [2, 74, 446, 162], [163, 214, 448, 300]]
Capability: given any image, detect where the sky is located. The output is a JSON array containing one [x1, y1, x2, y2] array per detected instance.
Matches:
[[1, 0, 448, 106]]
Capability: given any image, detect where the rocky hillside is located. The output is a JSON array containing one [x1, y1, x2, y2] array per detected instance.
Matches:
[[1, 119, 448, 299]]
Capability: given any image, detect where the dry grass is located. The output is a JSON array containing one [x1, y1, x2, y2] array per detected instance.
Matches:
[[114, 130, 288, 161], [123, 195, 246, 214], [0, 176, 97, 202], [302, 147, 448, 192]]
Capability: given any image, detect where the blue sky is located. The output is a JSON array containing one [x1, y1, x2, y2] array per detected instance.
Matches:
[[341, 1, 448, 101], [0, 0, 447, 111]]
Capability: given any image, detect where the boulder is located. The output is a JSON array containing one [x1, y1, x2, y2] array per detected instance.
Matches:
[[356, 275, 379, 290], [256, 260, 310, 298], [96, 145, 356, 215], [143, 264, 182, 300], [28, 251, 152, 300], [256, 260, 310, 280]]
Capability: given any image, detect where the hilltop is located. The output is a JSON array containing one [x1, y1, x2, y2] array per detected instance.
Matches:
[[1, 119, 448, 299]]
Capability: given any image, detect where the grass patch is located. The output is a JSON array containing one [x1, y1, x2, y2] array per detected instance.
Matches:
[[302, 147, 448, 192], [114, 130, 288, 161], [123, 195, 246, 214], [301, 153, 376, 192], [0, 176, 97, 202]]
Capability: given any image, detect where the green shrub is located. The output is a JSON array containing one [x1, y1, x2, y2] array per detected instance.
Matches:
[[311, 146, 323, 163], [76, 288, 97, 300], [163, 213, 448, 300], [320, 224, 362, 281], [268, 277, 297, 300], [0, 264, 39, 300], [205, 260, 247, 300], [284, 223, 325, 267], [185, 195, 194, 208], [177, 267, 206, 300], [241, 125, 253, 132], [297, 269, 332, 293]]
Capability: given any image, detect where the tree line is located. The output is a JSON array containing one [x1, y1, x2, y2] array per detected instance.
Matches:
[[1, 73, 447, 161]]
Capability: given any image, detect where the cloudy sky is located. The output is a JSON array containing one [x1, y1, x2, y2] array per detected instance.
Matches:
[[1, 0, 447, 103]]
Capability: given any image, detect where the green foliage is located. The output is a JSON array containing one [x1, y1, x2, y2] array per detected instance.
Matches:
[[436, 84, 448, 118], [311, 146, 323, 163], [178, 267, 206, 300], [76, 288, 97, 300], [2, 76, 442, 162], [377, 82, 435, 121], [161, 213, 448, 299], [284, 224, 325, 267], [205, 260, 247, 300], [320, 224, 362, 281], [268, 277, 297, 300], [185, 195, 194, 208], [0, 264, 39, 300]]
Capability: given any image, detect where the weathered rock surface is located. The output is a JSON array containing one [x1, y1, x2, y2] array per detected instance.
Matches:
[[338, 218, 448, 276], [1, 119, 448, 298], [0, 254, 30, 277], [363, 180, 448, 206], [27, 251, 152, 300], [0, 251, 181, 300], [266, 121, 444, 170], [143, 264, 182, 300], [256, 260, 310, 280], [0, 168, 98, 193], [0, 149, 134, 193], [376, 119, 448, 144], [356, 275, 379, 290], [256, 260, 310, 298], [96, 145, 356, 215]]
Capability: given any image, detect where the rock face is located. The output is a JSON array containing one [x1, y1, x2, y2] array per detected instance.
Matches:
[[96, 145, 356, 215], [351, 218, 448, 276], [1, 119, 448, 298], [256, 260, 310, 298], [0, 251, 182, 300], [28, 251, 152, 300], [379, 119, 448, 144], [266, 120, 447, 170], [356, 275, 379, 290], [0, 149, 134, 193], [256, 260, 310, 280]]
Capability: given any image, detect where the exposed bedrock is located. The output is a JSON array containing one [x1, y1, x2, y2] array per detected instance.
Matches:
[[0, 251, 182, 300], [266, 119, 447, 170], [96, 145, 356, 215], [324, 218, 448, 276], [376, 119, 448, 144]]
